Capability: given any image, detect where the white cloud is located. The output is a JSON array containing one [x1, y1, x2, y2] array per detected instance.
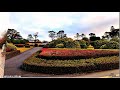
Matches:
[[2, 12, 119, 41], [0, 12, 10, 38]]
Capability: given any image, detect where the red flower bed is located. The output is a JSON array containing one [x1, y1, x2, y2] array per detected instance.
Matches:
[[39, 48, 119, 60]]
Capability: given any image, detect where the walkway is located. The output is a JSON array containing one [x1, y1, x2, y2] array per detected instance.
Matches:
[[4, 47, 42, 77]]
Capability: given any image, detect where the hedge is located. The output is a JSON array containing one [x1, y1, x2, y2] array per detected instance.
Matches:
[[6, 50, 21, 60], [14, 44, 25, 47], [21, 52, 119, 74]]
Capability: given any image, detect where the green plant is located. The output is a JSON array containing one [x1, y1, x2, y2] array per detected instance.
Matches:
[[110, 37, 119, 43], [47, 38, 81, 48], [92, 40, 109, 49], [106, 41, 119, 49], [55, 43, 64, 48], [21, 51, 119, 74], [87, 45, 94, 49], [25, 44, 30, 48], [100, 44, 108, 49], [6, 43, 17, 51]]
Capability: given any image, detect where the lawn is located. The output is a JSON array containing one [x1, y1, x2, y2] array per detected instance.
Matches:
[[17, 46, 33, 53]]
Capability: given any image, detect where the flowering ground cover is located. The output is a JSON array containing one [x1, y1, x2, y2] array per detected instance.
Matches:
[[39, 48, 119, 60]]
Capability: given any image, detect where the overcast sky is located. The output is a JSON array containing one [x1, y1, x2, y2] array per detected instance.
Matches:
[[0, 12, 119, 41]]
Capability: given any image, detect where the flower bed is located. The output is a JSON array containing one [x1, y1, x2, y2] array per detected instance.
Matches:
[[39, 48, 119, 60], [21, 51, 119, 74]]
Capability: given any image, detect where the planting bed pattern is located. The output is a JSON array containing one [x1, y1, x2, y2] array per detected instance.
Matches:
[[21, 48, 119, 74]]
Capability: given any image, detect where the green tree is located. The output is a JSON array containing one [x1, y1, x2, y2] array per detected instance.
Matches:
[[48, 31, 56, 41]]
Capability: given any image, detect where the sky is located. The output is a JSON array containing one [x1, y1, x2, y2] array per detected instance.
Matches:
[[0, 12, 119, 41]]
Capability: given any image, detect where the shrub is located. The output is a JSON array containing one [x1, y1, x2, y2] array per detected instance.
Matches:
[[34, 44, 38, 47], [110, 37, 119, 43], [91, 40, 109, 49], [39, 48, 118, 60], [21, 52, 119, 74], [64, 40, 80, 48], [6, 50, 20, 60], [100, 44, 108, 49], [14, 44, 25, 47], [12, 39, 27, 44], [25, 44, 30, 48], [55, 43, 64, 48], [87, 45, 94, 50], [78, 40, 87, 49], [6, 43, 17, 52], [47, 38, 81, 48], [106, 41, 119, 49]]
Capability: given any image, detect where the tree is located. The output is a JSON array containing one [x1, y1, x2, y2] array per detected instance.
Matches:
[[57, 30, 66, 38], [74, 33, 80, 40], [48, 31, 56, 41], [27, 34, 34, 41], [89, 33, 96, 37], [34, 32, 38, 46], [80, 33, 86, 38], [7, 29, 22, 40], [103, 26, 119, 39]]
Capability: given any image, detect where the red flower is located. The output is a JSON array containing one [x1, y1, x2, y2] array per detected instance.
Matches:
[[39, 48, 119, 60]]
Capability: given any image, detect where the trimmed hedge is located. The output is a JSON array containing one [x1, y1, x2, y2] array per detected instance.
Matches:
[[14, 44, 25, 47], [21, 52, 119, 74], [39, 48, 119, 60], [25, 44, 30, 48], [6, 50, 20, 60]]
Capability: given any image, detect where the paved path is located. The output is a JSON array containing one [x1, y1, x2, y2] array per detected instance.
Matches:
[[4, 47, 42, 77], [0, 50, 5, 78], [4, 47, 120, 78]]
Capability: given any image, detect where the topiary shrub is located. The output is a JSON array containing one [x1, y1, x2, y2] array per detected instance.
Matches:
[[87, 45, 94, 50], [55, 43, 64, 48]]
